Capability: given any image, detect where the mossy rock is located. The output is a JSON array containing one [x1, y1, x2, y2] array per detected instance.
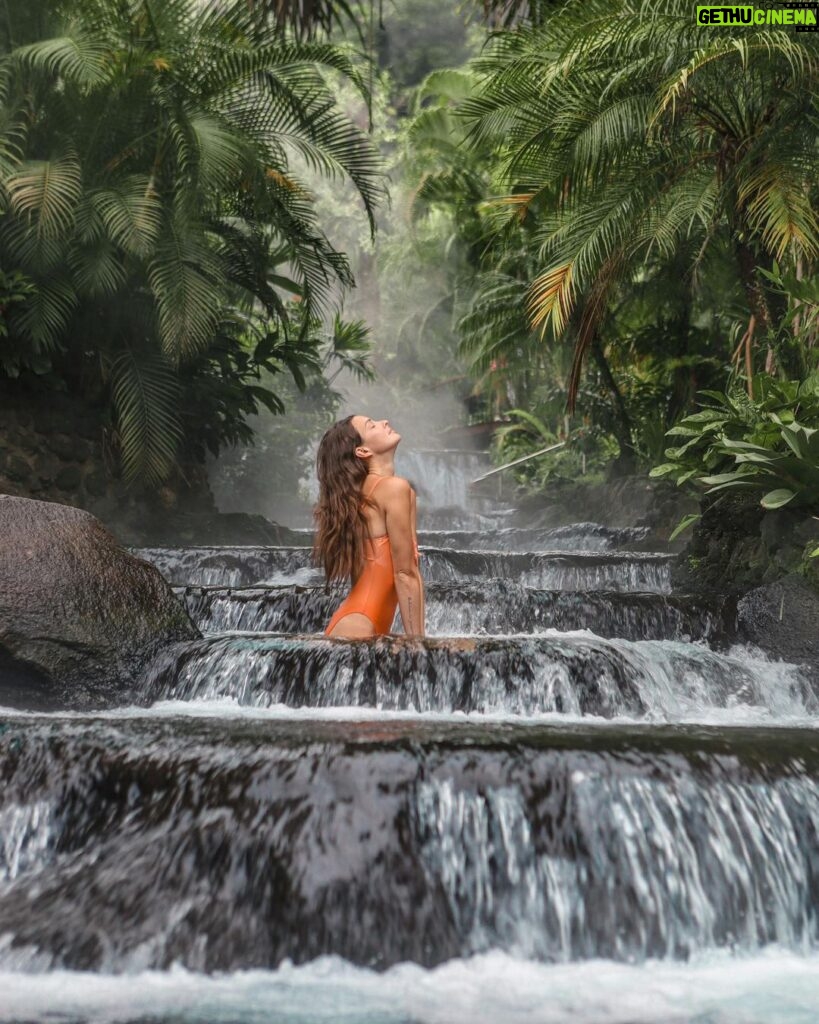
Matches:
[[0, 495, 199, 710]]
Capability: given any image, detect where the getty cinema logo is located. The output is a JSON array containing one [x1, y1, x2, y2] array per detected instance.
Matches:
[[696, 3, 818, 28]]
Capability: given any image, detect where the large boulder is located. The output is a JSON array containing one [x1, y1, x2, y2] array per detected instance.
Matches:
[[736, 574, 819, 674], [0, 496, 198, 710]]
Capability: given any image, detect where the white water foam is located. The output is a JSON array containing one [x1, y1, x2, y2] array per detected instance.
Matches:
[[0, 947, 817, 1023], [1, 679, 817, 730], [1, 693, 817, 730]]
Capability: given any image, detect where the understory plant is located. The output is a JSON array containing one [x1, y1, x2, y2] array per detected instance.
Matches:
[[492, 407, 618, 488], [651, 376, 819, 531]]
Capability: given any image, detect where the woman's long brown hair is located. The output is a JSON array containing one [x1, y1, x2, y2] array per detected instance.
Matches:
[[313, 415, 372, 582]]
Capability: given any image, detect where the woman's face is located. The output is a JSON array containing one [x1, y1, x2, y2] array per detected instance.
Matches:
[[351, 415, 401, 456]]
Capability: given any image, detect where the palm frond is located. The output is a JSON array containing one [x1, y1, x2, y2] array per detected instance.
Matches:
[[110, 347, 183, 486], [148, 218, 225, 361], [10, 274, 77, 351], [91, 176, 162, 258], [6, 153, 82, 240], [15, 31, 112, 88], [738, 160, 819, 261]]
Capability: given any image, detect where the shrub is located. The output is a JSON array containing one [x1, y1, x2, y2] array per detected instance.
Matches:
[[651, 376, 819, 517]]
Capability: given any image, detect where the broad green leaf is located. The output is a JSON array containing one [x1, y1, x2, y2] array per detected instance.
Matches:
[[678, 409, 728, 424], [760, 488, 796, 509], [732, 453, 776, 466], [717, 439, 773, 453], [704, 480, 761, 494], [700, 469, 756, 485]]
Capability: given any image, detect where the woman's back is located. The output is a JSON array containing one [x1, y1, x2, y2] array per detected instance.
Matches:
[[314, 414, 424, 638], [325, 475, 400, 636]]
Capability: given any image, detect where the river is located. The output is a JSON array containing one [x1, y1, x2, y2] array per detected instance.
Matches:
[[1, 453, 817, 1023]]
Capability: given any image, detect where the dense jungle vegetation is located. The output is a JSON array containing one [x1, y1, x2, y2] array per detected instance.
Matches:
[[1, 0, 817, 522]]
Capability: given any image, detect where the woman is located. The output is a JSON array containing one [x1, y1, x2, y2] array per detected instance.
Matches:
[[313, 414, 425, 638]]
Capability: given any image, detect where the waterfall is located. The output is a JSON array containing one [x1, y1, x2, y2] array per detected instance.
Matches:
[[0, 717, 817, 972], [2, 452, 819, 1022]]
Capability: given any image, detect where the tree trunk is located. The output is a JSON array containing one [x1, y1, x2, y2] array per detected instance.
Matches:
[[735, 240, 772, 333], [590, 335, 635, 471]]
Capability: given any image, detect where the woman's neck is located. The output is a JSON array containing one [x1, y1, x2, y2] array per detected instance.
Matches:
[[367, 454, 395, 477]]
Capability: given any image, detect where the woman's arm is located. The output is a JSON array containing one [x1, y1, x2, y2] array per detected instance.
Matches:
[[410, 484, 425, 628], [383, 477, 425, 637]]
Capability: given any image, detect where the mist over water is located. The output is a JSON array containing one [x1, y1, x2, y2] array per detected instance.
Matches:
[[205, 24, 484, 529]]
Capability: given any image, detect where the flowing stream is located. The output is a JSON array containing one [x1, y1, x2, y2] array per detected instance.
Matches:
[[1, 453, 818, 1023]]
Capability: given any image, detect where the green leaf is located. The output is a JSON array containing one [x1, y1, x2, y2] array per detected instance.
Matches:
[[733, 452, 777, 465], [92, 177, 162, 258], [760, 489, 796, 509], [111, 349, 183, 487], [676, 409, 727, 424], [669, 513, 700, 541], [665, 425, 703, 438], [700, 469, 756, 485], [15, 33, 111, 87], [704, 480, 761, 494], [717, 439, 773, 453], [6, 154, 82, 240]]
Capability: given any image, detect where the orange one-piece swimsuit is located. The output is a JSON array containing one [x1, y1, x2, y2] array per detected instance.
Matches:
[[325, 475, 418, 636]]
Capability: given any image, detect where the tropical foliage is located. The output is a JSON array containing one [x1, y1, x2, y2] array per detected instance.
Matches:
[[460, 0, 819, 401], [2, 0, 818, 514], [392, 0, 819, 488], [651, 376, 819, 514], [0, 0, 382, 484], [209, 314, 375, 516]]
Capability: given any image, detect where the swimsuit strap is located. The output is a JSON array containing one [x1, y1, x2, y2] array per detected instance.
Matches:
[[361, 476, 390, 548], [362, 475, 389, 501]]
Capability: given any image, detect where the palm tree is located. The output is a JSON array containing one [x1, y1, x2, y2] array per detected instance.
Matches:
[[462, 0, 819, 406], [0, 0, 383, 484]]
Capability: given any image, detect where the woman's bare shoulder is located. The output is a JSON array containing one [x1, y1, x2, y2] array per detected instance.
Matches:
[[378, 475, 415, 497]]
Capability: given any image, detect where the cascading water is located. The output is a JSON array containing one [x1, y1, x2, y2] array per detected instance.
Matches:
[[2, 450, 819, 1023]]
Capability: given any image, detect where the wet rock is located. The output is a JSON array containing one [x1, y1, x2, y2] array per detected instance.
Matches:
[[36, 455, 61, 486], [46, 434, 80, 461], [1, 716, 817, 971], [54, 465, 82, 491], [4, 454, 31, 483], [736, 575, 819, 673], [0, 495, 199, 709], [514, 476, 698, 550], [83, 469, 108, 498], [112, 510, 305, 548]]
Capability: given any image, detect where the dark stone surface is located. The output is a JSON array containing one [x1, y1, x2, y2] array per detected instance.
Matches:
[[4, 454, 31, 482], [54, 465, 82, 490], [675, 495, 819, 592], [110, 509, 304, 547], [736, 575, 819, 670], [84, 469, 107, 497], [513, 475, 698, 551], [672, 494, 819, 672], [46, 433, 80, 461], [0, 495, 199, 709]]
